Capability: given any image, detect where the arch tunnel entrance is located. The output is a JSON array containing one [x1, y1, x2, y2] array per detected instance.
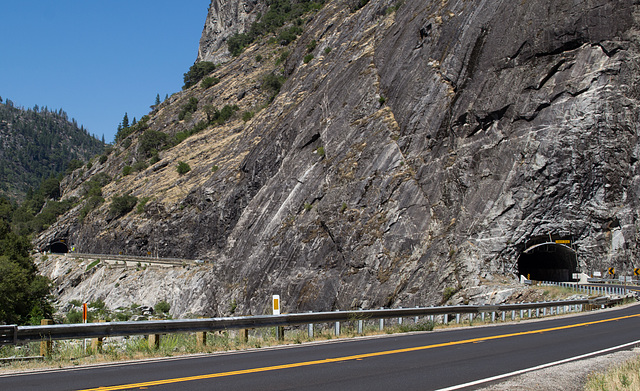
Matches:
[[49, 240, 69, 254], [518, 238, 577, 282]]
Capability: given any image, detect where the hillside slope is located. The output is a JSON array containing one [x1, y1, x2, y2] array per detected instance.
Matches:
[[0, 101, 104, 201], [37, 0, 640, 317]]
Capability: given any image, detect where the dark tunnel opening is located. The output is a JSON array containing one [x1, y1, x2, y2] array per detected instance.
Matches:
[[49, 241, 69, 254], [518, 241, 577, 282]]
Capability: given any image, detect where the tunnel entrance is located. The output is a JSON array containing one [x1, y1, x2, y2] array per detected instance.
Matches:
[[518, 237, 577, 282], [49, 240, 69, 254]]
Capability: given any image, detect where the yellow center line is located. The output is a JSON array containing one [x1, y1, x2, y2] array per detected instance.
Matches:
[[79, 313, 640, 391]]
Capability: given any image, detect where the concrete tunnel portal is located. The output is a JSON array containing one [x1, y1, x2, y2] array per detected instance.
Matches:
[[517, 237, 578, 282], [48, 240, 69, 254]]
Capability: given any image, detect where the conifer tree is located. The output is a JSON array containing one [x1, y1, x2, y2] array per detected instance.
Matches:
[[122, 112, 129, 129]]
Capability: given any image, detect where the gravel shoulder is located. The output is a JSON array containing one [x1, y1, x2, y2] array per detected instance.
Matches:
[[477, 302, 640, 391], [477, 347, 640, 391]]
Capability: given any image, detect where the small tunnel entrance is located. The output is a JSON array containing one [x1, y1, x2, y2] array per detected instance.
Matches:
[[518, 237, 577, 282], [49, 240, 69, 254]]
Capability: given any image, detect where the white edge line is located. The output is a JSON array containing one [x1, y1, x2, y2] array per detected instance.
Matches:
[[435, 339, 640, 391]]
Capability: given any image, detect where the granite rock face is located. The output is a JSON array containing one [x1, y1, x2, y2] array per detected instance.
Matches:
[[37, 0, 640, 317], [196, 0, 266, 64]]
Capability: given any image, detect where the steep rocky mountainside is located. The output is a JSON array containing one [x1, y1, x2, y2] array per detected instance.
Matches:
[[37, 0, 640, 318], [197, 0, 266, 64], [0, 102, 104, 201]]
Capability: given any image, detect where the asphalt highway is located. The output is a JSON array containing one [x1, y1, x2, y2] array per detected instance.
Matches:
[[2, 303, 640, 391]]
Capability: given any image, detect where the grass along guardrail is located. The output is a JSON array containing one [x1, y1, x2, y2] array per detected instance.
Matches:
[[1, 297, 626, 347], [0, 296, 633, 368]]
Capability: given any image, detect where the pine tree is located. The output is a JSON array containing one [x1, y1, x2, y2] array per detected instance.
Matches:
[[122, 112, 129, 129], [155, 94, 161, 106]]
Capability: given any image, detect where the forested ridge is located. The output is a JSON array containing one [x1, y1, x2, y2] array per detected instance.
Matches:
[[0, 99, 105, 201]]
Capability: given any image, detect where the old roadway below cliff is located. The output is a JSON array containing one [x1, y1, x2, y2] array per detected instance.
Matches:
[[65, 252, 200, 267], [2, 304, 639, 390]]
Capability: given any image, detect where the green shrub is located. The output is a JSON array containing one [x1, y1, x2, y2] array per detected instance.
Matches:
[[99, 155, 108, 164], [303, 54, 314, 64], [262, 73, 286, 100], [442, 286, 458, 302], [122, 166, 132, 176], [109, 194, 138, 218], [138, 129, 168, 157], [277, 25, 303, 45], [242, 111, 255, 122], [216, 105, 239, 124], [136, 197, 151, 214], [154, 301, 171, 315], [183, 62, 216, 89], [306, 39, 317, 52], [201, 76, 220, 89], [132, 161, 148, 172], [276, 50, 290, 66], [176, 161, 191, 175], [79, 195, 105, 220], [178, 97, 199, 121], [324, 47, 332, 55], [66, 310, 83, 324]]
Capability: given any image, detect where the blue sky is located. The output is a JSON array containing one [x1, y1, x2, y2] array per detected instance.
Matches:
[[0, 1, 210, 143]]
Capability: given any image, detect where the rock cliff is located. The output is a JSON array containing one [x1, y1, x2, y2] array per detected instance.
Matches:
[[196, 0, 266, 63], [37, 0, 640, 318]]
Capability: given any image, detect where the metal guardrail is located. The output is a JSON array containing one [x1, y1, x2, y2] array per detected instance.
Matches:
[[0, 326, 17, 345], [539, 281, 637, 296], [67, 253, 197, 266], [0, 297, 623, 346]]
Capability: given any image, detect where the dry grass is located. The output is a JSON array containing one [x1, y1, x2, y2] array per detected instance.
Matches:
[[585, 355, 640, 390]]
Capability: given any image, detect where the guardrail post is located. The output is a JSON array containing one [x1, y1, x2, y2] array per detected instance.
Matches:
[[398, 307, 403, 325], [379, 308, 385, 331], [91, 320, 105, 352], [196, 331, 207, 348], [334, 320, 340, 336], [511, 310, 515, 321], [308, 322, 314, 338], [277, 326, 285, 341], [456, 314, 460, 324], [358, 319, 363, 334], [149, 334, 161, 350], [481, 312, 485, 322], [501, 312, 505, 322], [444, 314, 448, 324], [40, 319, 53, 356], [491, 312, 495, 322]]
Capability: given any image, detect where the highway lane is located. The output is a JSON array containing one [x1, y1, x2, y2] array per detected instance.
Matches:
[[2, 303, 640, 391]]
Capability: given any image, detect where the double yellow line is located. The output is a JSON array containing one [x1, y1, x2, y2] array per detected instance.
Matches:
[[80, 313, 640, 390]]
